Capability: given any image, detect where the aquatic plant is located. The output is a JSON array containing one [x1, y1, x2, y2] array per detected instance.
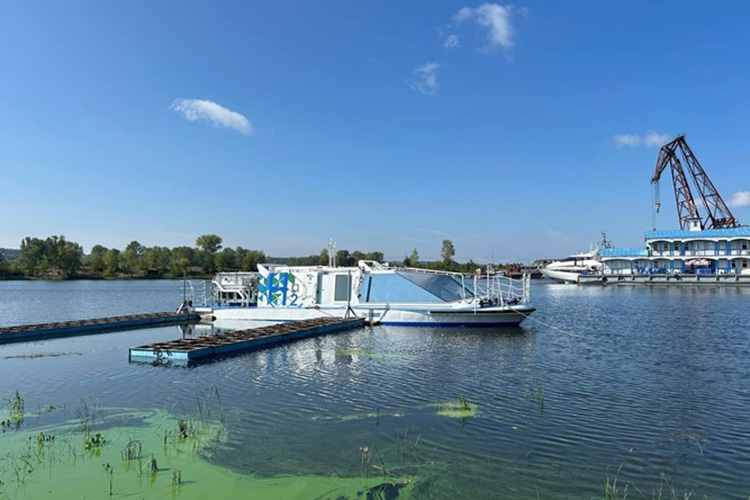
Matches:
[[432, 395, 479, 419], [340, 348, 376, 359], [121, 439, 142, 462], [604, 467, 628, 500], [143, 454, 160, 476], [103, 462, 114, 496], [0, 405, 415, 499], [84, 432, 107, 456], [75, 398, 103, 435], [7, 390, 24, 424], [37, 432, 55, 451], [604, 468, 708, 500], [525, 377, 545, 414], [3, 352, 82, 360], [396, 428, 422, 463]]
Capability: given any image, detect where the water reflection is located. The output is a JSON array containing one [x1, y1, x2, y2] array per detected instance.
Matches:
[[1, 281, 750, 498]]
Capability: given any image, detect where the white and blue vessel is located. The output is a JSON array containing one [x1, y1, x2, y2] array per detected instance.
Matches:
[[197, 261, 534, 327], [601, 226, 750, 276]]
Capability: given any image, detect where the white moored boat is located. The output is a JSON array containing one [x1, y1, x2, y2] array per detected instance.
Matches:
[[540, 251, 602, 284], [196, 261, 535, 327], [540, 233, 612, 284]]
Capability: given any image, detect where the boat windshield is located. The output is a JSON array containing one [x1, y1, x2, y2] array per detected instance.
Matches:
[[359, 270, 473, 303], [396, 270, 472, 302]]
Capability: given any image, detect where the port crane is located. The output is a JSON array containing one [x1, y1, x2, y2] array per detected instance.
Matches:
[[651, 135, 739, 230]]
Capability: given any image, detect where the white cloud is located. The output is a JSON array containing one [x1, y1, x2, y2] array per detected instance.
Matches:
[[454, 3, 515, 50], [409, 62, 440, 95], [444, 34, 460, 49], [613, 131, 670, 148], [171, 98, 253, 136], [643, 130, 671, 147], [613, 134, 643, 147], [729, 191, 750, 207]]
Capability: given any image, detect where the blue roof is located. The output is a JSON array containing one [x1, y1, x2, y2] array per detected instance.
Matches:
[[645, 227, 750, 239], [601, 247, 649, 258]]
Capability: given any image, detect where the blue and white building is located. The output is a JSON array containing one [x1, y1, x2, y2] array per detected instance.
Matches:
[[601, 227, 750, 275]]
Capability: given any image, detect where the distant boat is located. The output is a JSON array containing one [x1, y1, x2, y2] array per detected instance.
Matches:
[[540, 232, 612, 284], [540, 251, 601, 284], [196, 261, 536, 327]]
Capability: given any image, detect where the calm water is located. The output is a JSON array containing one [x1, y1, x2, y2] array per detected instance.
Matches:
[[1, 280, 749, 498]]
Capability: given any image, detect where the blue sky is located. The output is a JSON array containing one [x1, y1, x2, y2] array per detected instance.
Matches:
[[2, 1, 749, 262]]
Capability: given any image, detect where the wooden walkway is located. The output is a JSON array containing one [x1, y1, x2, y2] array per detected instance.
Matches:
[[129, 316, 365, 365], [0, 312, 199, 344]]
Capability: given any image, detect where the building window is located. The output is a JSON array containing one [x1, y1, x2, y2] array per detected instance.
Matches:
[[685, 242, 690, 250], [743, 242, 748, 250], [744, 260, 748, 269]]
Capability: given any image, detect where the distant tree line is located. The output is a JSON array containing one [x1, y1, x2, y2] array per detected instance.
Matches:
[[0, 235, 505, 280], [0, 234, 266, 279]]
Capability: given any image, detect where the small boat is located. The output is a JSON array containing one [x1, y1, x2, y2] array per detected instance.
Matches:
[[196, 261, 535, 327]]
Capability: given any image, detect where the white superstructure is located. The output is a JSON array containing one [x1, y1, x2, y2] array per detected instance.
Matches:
[[197, 261, 535, 327], [540, 251, 602, 284]]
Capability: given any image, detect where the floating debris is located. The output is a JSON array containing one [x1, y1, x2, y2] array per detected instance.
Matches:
[[4, 352, 82, 360]]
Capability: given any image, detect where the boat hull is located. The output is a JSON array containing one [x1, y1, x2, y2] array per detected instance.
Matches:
[[200, 304, 535, 328], [540, 268, 582, 284]]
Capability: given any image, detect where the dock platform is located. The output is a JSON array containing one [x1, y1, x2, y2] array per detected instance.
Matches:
[[0, 312, 199, 344], [129, 316, 365, 365], [578, 274, 750, 286]]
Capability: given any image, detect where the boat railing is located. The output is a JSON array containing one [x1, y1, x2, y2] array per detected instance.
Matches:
[[209, 272, 259, 307], [178, 279, 211, 307], [471, 273, 530, 308]]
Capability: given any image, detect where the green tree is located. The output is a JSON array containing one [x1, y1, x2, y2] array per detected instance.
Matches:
[[441, 239, 455, 267], [215, 247, 237, 271], [19, 237, 47, 276], [58, 240, 83, 277], [40, 236, 63, 274], [122, 241, 145, 276], [144, 246, 172, 276], [171, 246, 196, 276], [196, 234, 223, 274], [103, 249, 121, 277], [235, 247, 248, 269], [88, 245, 108, 274], [403, 248, 419, 267], [336, 249, 354, 267], [365, 251, 384, 263], [318, 248, 329, 266], [241, 250, 266, 272]]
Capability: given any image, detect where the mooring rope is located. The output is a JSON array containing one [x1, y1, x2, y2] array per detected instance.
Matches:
[[515, 308, 585, 339]]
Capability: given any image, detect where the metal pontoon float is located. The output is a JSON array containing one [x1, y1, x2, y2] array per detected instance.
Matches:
[[128, 316, 365, 365]]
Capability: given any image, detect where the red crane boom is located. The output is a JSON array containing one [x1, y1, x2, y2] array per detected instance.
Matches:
[[651, 135, 738, 230]]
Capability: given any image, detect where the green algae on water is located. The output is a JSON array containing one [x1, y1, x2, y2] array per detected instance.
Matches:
[[312, 410, 405, 422], [0, 408, 415, 500], [337, 348, 406, 361], [431, 395, 479, 419]]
